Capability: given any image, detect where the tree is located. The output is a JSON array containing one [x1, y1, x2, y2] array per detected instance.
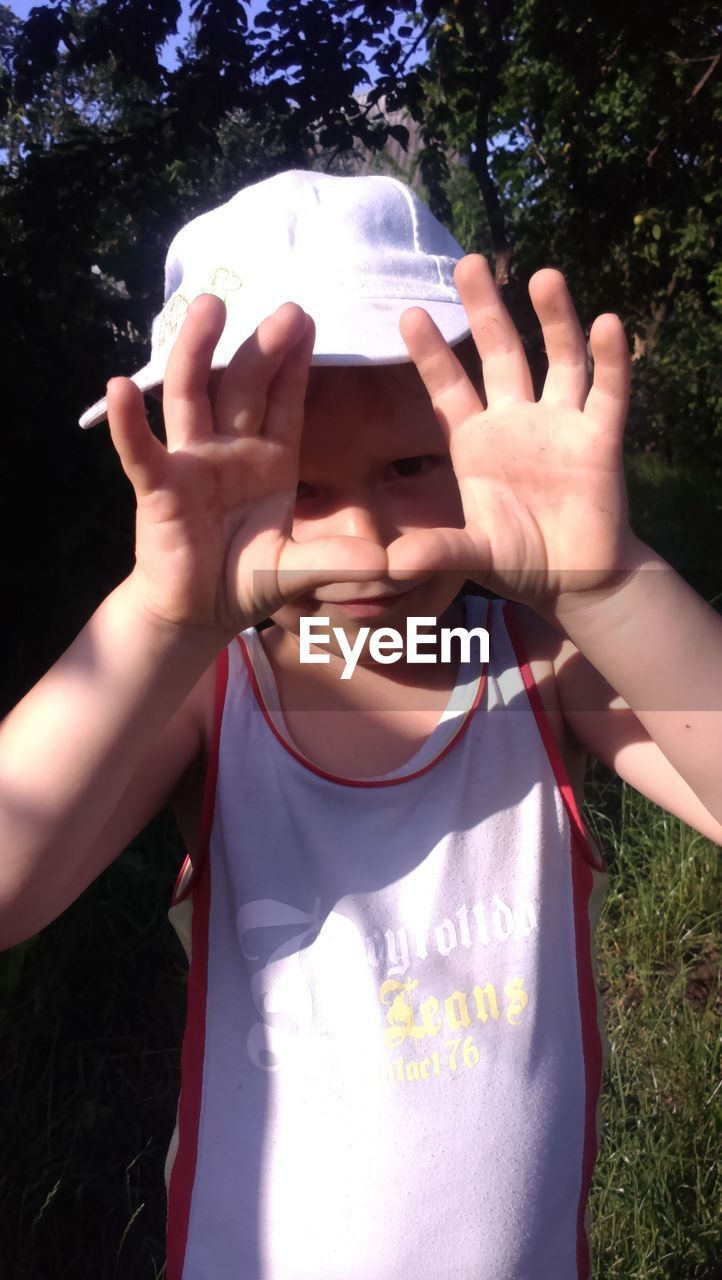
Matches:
[[417, 0, 722, 462], [0, 0, 295, 709]]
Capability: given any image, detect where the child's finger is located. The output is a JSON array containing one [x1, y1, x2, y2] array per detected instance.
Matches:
[[399, 306, 484, 446], [106, 377, 168, 497], [583, 314, 631, 440], [528, 269, 589, 408], [162, 294, 228, 449], [386, 526, 488, 579], [212, 302, 309, 438], [262, 314, 316, 445], [454, 255, 535, 406], [274, 534, 390, 602]]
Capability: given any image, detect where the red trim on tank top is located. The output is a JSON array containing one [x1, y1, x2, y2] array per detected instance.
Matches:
[[165, 846, 212, 1280], [170, 647, 229, 907], [503, 599, 605, 1280], [569, 837, 604, 1280], [235, 602, 491, 788], [166, 648, 228, 1278]]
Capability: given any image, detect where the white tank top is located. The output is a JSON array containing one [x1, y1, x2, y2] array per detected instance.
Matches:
[[164, 596, 608, 1279]]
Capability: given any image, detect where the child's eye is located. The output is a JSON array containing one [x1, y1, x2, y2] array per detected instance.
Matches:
[[389, 456, 434, 478]]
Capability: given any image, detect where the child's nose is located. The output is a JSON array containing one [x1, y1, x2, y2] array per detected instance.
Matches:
[[328, 497, 395, 547]]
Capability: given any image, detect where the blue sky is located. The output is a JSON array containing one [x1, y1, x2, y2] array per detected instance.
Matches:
[[6, 2, 421, 77]]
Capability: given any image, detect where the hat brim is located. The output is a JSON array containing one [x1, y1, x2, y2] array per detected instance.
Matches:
[[78, 297, 471, 430]]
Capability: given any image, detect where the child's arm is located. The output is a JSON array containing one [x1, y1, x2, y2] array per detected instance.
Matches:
[[553, 555, 722, 829], [516, 605, 722, 844], [0, 297, 364, 950], [0, 583, 222, 949], [398, 257, 722, 829]]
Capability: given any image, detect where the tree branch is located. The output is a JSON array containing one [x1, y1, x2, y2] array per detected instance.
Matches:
[[521, 120, 548, 173], [462, 0, 513, 284], [687, 50, 720, 103]]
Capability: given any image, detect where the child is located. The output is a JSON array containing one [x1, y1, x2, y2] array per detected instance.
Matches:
[[1, 170, 720, 1279]]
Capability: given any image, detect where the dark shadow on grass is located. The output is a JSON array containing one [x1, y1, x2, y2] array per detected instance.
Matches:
[[0, 809, 185, 1280]]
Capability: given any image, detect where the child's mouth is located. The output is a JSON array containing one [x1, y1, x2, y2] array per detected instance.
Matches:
[[329, 595, 407, 619], [305, 587, 416, 620]]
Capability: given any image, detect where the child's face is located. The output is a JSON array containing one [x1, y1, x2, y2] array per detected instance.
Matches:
[[269, 362, 468, 657]]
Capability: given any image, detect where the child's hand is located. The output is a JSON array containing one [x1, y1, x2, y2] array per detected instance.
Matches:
[[106, 297, 387, 638], [399, 256, 637, 620]]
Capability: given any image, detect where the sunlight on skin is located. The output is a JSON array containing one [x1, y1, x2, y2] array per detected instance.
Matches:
[[265, 361, 469, 675]]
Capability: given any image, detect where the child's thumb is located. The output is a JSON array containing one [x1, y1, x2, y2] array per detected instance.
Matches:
[[274, 536, 390, 603]]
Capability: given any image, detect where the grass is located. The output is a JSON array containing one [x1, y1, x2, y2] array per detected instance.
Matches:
[[586, 767, 721, 1279], [0, 453, 720, 1277], [0, 815, 184, 1279], [622, 453, 722, 603], [587, 453, 722, 1278]]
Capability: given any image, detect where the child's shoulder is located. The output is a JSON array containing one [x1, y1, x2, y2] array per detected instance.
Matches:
[[500, 600, 588, 802], [168, 662, 217, 863], [501, 597, 574, 673]]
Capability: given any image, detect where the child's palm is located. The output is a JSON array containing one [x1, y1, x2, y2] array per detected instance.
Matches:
[[107, 298, 385, 636], [399, 257, 633, 613]]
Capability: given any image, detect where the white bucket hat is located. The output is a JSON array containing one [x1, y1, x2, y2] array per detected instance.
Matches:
[[79, 169, 470, 429]]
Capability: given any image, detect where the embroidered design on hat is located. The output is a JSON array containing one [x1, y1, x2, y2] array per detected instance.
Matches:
[[157, 293, 190, 348], [156, 269, 242, 348], [208, 267, 243, 303]]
